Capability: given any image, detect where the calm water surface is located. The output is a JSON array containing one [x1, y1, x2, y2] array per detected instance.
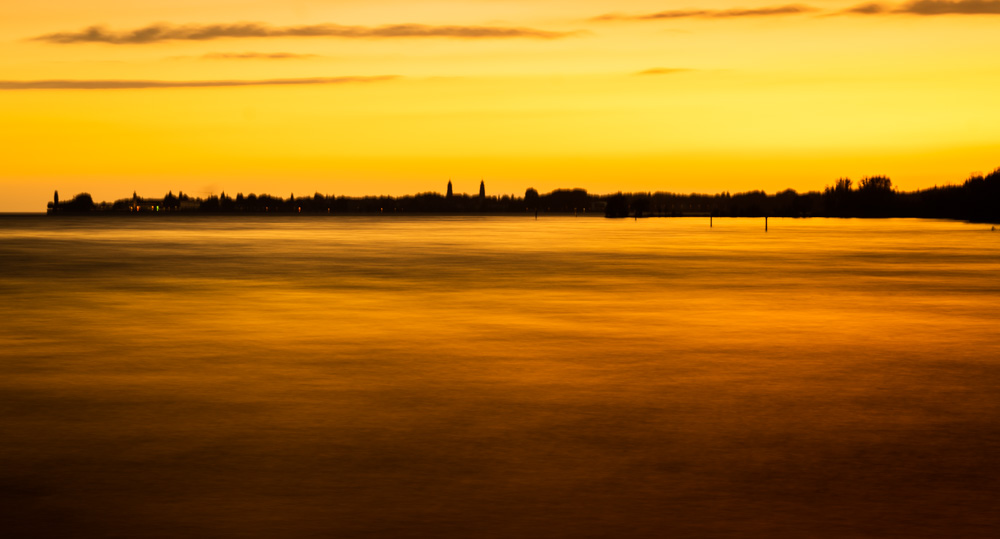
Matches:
[[2, 215, 999, 538]]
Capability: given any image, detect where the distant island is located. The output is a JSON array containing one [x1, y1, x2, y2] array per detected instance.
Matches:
[[48, 170, 1000, 223]]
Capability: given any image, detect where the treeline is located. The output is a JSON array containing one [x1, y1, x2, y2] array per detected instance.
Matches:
[[608, 171, 998, 222], [194, 188, 596, 214], [48, 168, 1000, 222], [198, 191, 534, 214], [48, 188, 598, 215]]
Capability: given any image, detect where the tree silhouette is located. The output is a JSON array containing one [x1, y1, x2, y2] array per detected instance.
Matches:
[[61, 193, 95, 212], [605, 193, 629, 218], [524, 188, 539, 210], [164, 191, 179, 210], [632, 195, 650, 218], [857, 176, 894, 217], [859, 176, 892, 192], [824, 178, 854, 217]]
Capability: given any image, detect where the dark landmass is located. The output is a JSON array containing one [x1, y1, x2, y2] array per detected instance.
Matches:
[[47, 168, 1000, 222]]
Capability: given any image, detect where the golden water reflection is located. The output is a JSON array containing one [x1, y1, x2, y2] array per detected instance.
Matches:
[[2, 216, 999, 537]]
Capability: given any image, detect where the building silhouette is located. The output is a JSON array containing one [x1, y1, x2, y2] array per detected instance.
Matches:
[[479, 180, 486, 199], [447, 180, 453, 199]]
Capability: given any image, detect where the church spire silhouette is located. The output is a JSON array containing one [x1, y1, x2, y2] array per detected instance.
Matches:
[[447, 179, 453, 199], [479, 179, 485, 199]]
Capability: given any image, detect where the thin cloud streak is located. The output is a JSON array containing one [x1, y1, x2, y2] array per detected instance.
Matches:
[[0, 76, 398, 90], [594, 5, 817, 21], [33, 22, 574, 44], [842, 0, 1000, 14], [843, 3, 890, 13]]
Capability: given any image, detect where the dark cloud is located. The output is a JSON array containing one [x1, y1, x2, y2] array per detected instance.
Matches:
[[594, 5, 818, 21], [33, 22, 573, 44], [843, 3, 890, 13], [634, 68, 692, 75], [0, 76, 397, 90], [200, 52, 320, 60], [843, 0, 1000, 14], [898, 0, 1000, 13]]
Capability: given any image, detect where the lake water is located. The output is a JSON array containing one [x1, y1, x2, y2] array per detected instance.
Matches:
[[2, 215, 999, 538]]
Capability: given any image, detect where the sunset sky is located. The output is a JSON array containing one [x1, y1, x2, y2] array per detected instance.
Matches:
[[2, 0, 999, 211]]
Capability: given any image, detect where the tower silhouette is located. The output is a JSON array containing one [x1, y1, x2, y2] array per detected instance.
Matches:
[[447, 180, 453, 198], [479, 180, 485, 199]]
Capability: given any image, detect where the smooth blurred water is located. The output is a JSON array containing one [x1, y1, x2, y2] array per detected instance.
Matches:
[[2, 215, 999, 538]]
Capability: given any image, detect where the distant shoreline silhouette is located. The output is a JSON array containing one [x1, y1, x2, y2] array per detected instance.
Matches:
[[47, 168, 1000, 223]]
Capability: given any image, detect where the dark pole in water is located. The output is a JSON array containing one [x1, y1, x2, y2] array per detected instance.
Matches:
[[765, 216, 768, 232], [710, 215, 713, 228]]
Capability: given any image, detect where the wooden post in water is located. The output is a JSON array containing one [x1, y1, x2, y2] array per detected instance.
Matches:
[[765, 216, 768, 232], [710, 215, 713, 228]]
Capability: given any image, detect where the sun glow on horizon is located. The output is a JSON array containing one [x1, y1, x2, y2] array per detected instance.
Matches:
[[3, 1, 1000, 210]]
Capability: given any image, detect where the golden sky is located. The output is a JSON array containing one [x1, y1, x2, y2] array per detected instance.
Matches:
[[2, 0, 1000, 210]]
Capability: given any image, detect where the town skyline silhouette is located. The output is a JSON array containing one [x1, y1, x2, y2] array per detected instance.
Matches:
[[48, 167, 1000, 223]]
